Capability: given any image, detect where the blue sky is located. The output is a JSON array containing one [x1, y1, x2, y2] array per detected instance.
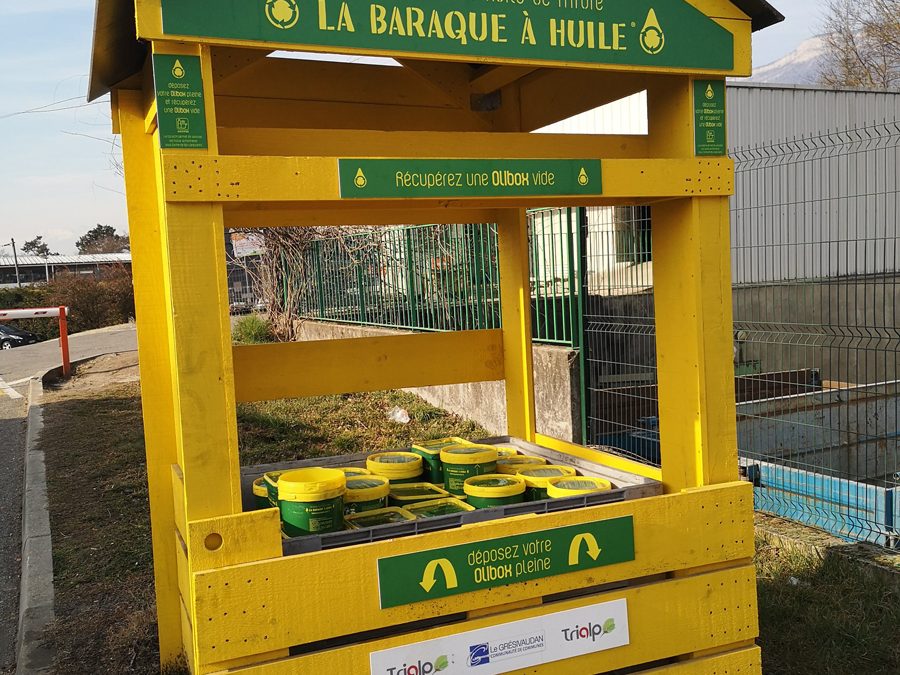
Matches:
[[1, 0, 821, 254]]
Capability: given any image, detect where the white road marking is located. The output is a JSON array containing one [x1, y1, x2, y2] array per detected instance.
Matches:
[[0, 376, 24, 399], [4, 377, 32, 387]]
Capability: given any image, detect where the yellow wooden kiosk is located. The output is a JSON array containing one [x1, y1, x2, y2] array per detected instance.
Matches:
[[90, 1, 783, 672]]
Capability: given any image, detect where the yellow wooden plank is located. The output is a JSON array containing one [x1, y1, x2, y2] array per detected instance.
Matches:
[[203, 564, 758, 673], [161, 155, 733, 205], [397, 59, 474, 109], [117, 89, 182, 663], [232, 330, 505, 402], [647, 76, 739, 492], [498, 209, 537, 440], [535, 433, 663, 482], [216, 128, 650, 160], [631, 645, 762, 674], [171, 464, 186, 538], [470, 65, 537, 95], [222, 205, 503, 228], [191, 483, 754, 662], [186, 510, 283, 572]]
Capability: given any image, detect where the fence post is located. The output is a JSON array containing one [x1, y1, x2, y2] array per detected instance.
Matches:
[[314, 240, 326, 318], [356, 259, 367, 323], [58, 306, 71, 377], [404, 228, 419, 329]]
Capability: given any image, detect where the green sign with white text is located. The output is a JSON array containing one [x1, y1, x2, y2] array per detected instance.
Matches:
[[160, 0, 734, 72], [694, 79, 726, 156], [377, 516, 634, 608], [152, 54, 208, 150], [338, 158, 601, 199]]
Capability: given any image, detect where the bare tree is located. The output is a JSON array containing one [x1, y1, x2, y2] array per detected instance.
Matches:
[[821, 0, 900, 90]]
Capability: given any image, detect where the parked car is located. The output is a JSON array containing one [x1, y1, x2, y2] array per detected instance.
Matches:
[[0, 323, 41, 349], [229, 301, 251, 315]]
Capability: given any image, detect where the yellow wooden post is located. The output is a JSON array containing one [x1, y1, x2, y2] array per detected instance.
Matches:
[[649, 77, 740, 491], [117, 89, 182, 662], [497, 208, 537, 440]]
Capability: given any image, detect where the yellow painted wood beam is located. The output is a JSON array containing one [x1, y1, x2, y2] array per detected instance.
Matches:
[[188, 481, 754, 663], [535, 433, 663, 482], [216, 128, 650, 159], [162, 155, 732, 205], [223, 206, 503, 228], [214, 58, 464, 110], [648, 76, 740, 492], [210, 46, 272, 83], [398, 59, 474, 109], [117, 89, 181, 665], [470, 65, 538, 95], [497, 209, 536, 440], [518, 69, 651, 131], [233, 330, 505, 402], [215, 95, 495, 132]]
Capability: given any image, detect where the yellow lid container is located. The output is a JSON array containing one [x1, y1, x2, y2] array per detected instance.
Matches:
[[344, 475, 391, 504], [367, 452, 424, 482], [389, 482, 450, 505], [496, 455, 548, 474], [252, 476, 268, 498], [440, 444, 499, 465], [406, 498, 476, 518], [345, 507, 417, 529], [463, 474, 527, 499], [277, 468, 346, 502], [517, 465, 578, 488], [411, 437, 472, 455], [495, 447, 519, 457], [547, 476, 613, 498], [338, 467, 371, 478]]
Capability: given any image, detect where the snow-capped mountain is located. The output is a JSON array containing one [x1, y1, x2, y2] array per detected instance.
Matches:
[[750, 35, 828, 85]]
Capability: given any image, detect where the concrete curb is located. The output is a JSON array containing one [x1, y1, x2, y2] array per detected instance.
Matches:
[[15, 378, 54, 675]]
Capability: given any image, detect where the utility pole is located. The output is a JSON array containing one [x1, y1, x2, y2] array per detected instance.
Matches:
[[2, 239, 21, 287]]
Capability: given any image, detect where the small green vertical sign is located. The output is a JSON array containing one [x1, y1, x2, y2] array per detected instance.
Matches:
[[694, 79, 726, 156], [153, 54, 208, 150]]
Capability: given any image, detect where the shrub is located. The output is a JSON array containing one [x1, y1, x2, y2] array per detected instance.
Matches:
[[233, 314, 274, 344]]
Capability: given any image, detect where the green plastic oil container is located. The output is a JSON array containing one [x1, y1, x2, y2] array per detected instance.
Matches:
[[251, 477, 269, 510], [406, 498, 475, 518], [263, 470, 285, 507], [388, 482, 450, 507], [411, 437, 471, 483], [463, 474, 526, 508], [546, 476, 613, 499], [277, 468, 346, 537], [345, 507, 417, 529], [344, 475, 391, 514], [518, 465, 578, 501], [367, 452, 424, 484], [440, 444, 499, 496]]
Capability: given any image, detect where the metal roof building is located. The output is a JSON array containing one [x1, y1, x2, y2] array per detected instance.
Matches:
[[0, 252, 132, 287]]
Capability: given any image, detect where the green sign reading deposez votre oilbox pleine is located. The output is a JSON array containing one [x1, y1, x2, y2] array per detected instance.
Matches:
[[339, 159, 601, 199], [160, 0, 734, 72], [377, 516, 634, 608], [694, 79, 726, 156], [152, 54, 208, 150]]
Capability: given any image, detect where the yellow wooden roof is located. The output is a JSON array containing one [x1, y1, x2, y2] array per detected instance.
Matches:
[[89, 0, 783, 101]]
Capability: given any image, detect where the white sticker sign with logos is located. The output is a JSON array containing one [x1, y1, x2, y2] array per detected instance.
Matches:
[[370, 599, 629, 675]]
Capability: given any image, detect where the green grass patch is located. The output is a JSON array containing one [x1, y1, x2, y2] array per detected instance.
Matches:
[[755, 536, 900, 675], [237, 390, 488, 465], [232, 314, 273, 344]]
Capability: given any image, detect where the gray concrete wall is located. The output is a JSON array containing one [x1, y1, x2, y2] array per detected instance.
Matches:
[[294, 321, 582, 441]]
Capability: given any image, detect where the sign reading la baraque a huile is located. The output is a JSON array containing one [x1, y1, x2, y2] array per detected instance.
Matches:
[[160, 0, 734, 71]]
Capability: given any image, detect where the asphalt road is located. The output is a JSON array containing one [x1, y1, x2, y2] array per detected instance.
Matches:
[[0, 324, 137, 671]]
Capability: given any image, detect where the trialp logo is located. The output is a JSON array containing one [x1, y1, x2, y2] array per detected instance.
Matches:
[[561, 618, 617, 643], [384, 655, 449, 675]]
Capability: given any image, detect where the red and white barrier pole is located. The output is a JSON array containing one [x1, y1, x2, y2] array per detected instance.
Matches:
[[0, 306, 71, 377]]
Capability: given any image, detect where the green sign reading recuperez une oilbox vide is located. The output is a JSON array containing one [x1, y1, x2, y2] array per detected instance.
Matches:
[[377, 516, 634, 608], [339, 159, 601, 199], [160, 0, 734, 72], [694, 79, 726, 156], [152, 54, 208, 150]]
